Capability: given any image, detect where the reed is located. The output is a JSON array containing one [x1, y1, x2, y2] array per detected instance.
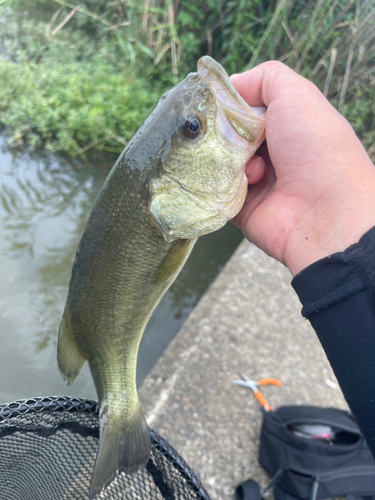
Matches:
[[1, 0, 374, 157]]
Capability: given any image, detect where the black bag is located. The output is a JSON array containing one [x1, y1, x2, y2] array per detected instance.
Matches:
[[259, 406, 375, 500]]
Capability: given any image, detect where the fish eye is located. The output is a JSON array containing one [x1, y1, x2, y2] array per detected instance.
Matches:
[[184, 115, 202, 139]]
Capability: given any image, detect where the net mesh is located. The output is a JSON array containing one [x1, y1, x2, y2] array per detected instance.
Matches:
[[0, 396, 211, 500]]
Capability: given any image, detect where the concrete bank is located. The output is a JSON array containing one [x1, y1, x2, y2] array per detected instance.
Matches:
[[139, 239, 347, 500]]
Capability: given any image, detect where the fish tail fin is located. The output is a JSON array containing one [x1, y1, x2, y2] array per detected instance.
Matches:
[[57, 309, 86, 385], [89, 404, 151, 499]]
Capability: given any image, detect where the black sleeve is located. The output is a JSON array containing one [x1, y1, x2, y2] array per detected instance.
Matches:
[[291, 226, 375, 456]]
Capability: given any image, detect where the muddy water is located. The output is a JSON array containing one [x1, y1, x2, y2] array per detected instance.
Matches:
[[0, 140, 243, 403]]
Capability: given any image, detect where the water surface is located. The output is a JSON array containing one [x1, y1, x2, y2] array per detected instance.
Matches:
[[0, 140, 243, 403]]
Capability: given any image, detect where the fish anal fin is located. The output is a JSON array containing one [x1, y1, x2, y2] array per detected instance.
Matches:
[[57, 309, 86, 385], [89, 405, 151, 499]]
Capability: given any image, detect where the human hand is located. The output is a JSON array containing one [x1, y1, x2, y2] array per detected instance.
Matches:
[[231, 62, 375, 276]]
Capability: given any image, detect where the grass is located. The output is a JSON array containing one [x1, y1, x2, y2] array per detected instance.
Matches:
[[0, 58, 160, 155], [0, 0, 374, 158], [0, 10, 161, 156]]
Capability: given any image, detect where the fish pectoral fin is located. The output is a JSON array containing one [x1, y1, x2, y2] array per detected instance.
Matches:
[[57, 309, 87, 385], [89, 404, 151, 499]]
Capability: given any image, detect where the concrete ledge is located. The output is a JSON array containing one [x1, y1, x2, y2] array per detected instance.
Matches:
[[139, 239, 347, 500]]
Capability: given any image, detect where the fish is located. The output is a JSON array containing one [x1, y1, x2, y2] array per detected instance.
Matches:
[[57, 55, 266, 499]]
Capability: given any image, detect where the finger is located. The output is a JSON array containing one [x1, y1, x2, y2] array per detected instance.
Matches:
[[230, 67, 266, 107], [232, 161, 275, 236], [243, 145, 275, 210], [245, 155, 266, 185], [232, 147, 275, 230], [230, 61, 320, 107]]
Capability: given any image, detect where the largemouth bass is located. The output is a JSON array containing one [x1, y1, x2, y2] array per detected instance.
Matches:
[[57, 56, 266, 499]]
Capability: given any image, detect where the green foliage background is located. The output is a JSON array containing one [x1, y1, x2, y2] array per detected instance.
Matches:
[[0, 0, 374, 158]]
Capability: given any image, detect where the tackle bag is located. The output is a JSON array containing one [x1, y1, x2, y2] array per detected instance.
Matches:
[[259, 405, 375, 500]]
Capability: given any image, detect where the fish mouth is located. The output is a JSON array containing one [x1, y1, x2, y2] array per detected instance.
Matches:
[[197, 56, 266, 146]]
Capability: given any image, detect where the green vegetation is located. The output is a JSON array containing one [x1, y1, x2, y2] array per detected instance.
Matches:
[[0, 57, 160, 155], [0, 0, 374, 158], [0, 10, 161, 155]]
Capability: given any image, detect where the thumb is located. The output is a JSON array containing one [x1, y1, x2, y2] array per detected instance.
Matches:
[[230, 61, 321, 108]]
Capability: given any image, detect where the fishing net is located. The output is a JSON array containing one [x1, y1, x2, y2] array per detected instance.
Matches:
[[0, 396, 211, 500]]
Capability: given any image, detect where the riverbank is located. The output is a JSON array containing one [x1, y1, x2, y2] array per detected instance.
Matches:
[[139, 238, 347, 499], [1, 1, 375, 159]]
